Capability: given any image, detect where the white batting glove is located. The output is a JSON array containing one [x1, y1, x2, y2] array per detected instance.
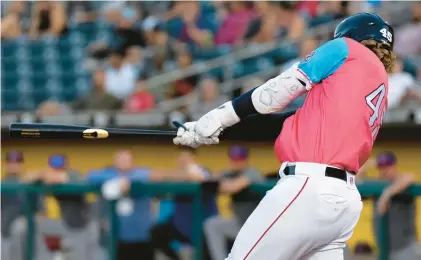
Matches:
[[173, 122, 219, 148], [173, 122, 199, 148], [194, 101, 240, 139]]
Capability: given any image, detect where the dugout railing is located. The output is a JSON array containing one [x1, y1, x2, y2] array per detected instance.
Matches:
[[1, 181, 421, 260]]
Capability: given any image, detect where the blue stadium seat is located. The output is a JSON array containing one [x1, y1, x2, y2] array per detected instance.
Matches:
[[1, 89, 19, 111], [2, 59, 18, 72], [2, 75, 19, 91], [57, 56, 76, 71], [28, 42, 46, 57], [1, 41, 18, 59]]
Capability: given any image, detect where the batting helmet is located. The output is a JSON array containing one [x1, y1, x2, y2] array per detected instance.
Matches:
[[333, 12, 394, 50]]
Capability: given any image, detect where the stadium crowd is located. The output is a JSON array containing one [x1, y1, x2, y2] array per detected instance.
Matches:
[[1, 1, 421, 120]]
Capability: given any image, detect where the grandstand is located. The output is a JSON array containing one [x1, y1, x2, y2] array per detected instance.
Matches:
[[1, 1, 420, 124]]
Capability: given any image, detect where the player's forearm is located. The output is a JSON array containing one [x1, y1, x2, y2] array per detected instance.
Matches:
[[231, 62, 310, 119], [383, 174, 415, 198], [149, 170, 198, 182], [219, 177, 250, 194], [190, 63, 309, 142]]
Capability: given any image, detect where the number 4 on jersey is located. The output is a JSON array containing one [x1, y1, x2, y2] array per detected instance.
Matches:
[[366, 84, 386, 139]]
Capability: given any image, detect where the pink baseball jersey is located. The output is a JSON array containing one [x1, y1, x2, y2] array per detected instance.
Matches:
[[275, 37, 389, 173]]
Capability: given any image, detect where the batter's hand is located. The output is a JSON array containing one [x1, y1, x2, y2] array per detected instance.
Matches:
[[173, 122, 219, 148]]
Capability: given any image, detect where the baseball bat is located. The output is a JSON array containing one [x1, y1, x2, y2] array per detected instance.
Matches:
[[9, 123, 177, 139], [9, 111, 297, 141]]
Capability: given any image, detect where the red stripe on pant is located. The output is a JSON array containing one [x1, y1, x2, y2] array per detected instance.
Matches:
[[243, 177, 310, 260]]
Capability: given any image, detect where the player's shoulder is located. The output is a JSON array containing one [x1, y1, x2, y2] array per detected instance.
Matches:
[[298, 38, 350, 83], [303, 38, 349, 65]]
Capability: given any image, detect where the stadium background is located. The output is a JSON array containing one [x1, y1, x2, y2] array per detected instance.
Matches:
[[1, 1, 421, 260]]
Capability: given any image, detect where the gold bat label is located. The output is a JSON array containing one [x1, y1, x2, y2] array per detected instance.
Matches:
[[83, 129, 109, 139], [20, 129, 40, 137]]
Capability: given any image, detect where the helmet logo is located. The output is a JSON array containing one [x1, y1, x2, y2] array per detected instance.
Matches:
[[380, 28, 393, 43]]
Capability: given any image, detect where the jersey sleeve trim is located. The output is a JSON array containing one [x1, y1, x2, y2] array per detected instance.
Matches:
[[297, 38, 349, 84], [297, 68, 315, 88]]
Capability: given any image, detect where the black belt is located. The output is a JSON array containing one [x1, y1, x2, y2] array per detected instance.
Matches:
[[283, 165, 349, 182]]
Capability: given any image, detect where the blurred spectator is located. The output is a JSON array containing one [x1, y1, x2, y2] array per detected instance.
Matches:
[[273, 1, 307, 41], [66, 1, 96, 24], [162, 1, 185, 21], [1, 151, 25, 260], [204, 146, 263, 260], [215, 1, 255, 45], [1, 2, 26, 40], [212, 1, 229, 22], [36, 100, 72, 116], [29, 1, 67, 39], [142, 18, 177, 77], [72, 69, 122, 110], [167, 51, 198, 98], [297, 1, 320, 18], [101, 1, 127, 25], [310, 1, 349, 27], [189, 78, 229, 121], [88, 150, 155, 260], [151, 147, 217, 260], [41, 154, 96, 260], [114, 6, 148, 51], [178, 2, 217, 48], [243, 1, 278, 44], [394, 2, 421, 59], [388, 57, 421, 110], [10, 154, 95, 260], [125, 46, 144, 67], [105, 48, 137, 99], [142, 16, 165, 45], [84, 3, 146, 68], [123, 74, 156, 113], [87, 150, 190, 260], [358, 152, 421, 260]]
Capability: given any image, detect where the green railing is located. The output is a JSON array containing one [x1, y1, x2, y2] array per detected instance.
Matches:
[[1, 181, 421, 260]]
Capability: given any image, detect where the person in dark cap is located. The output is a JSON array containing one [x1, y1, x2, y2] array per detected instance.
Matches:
[[204, 146, 263, 260], [358, 152, 421, 260], [9, 154, 97, 260]]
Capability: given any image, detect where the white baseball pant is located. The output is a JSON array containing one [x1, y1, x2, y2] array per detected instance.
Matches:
[[225, 162, 363, 260]]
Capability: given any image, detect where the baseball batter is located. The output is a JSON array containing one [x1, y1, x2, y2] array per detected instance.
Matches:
[[174, 13, 395, 260]]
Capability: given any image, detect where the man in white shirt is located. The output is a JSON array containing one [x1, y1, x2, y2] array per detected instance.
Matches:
[[387, 57, 421, 110], [105, 49, 137, 100]]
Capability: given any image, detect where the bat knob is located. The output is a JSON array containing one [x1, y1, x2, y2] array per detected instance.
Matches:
[[172, 121, 187, 131]]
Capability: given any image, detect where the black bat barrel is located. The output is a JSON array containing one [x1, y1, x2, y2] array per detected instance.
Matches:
[[9, 123, 177, 140]]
